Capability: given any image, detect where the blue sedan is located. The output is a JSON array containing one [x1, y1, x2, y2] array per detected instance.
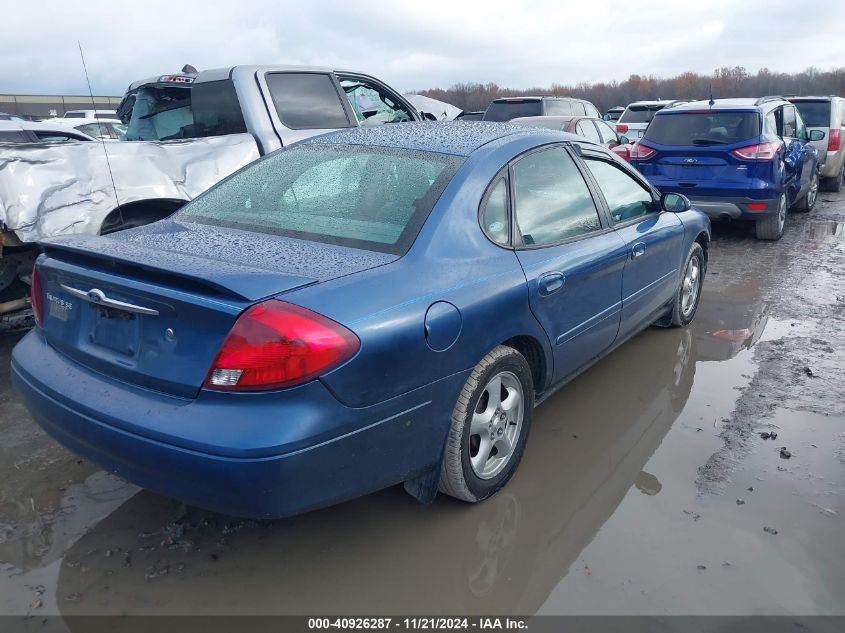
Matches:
[[11, 122, 710, 518]]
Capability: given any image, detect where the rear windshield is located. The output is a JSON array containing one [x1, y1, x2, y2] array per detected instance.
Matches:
[[619, 105, 666, 124], [483, 101, 542, 122], [176, 145, 461, 255], [643, 112, 761, 146], [791, 100, 831, 128]]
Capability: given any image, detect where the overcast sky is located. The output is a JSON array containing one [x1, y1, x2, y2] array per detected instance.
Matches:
[[2, 0, 844, 96]]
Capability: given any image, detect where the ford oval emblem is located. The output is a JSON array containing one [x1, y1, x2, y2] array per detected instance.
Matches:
[[87, 289, 106, 303], [684, 158, 697, 165]]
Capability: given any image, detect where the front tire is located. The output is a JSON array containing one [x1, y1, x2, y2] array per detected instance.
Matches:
[[668, 242, 705, 327], [755, 193, 787, 240], [793, 170, 819, 212], [439, 346, 534, 503]]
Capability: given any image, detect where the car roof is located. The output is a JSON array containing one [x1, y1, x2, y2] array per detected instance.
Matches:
[[510, 115, 578, 123], [0, 119, 97, 138], [491, 96, 588, 103], [301, 121, 585, 157], [787, 95, 842, 101], [667, 98, 787, 112], [626, 99, 681, 107]]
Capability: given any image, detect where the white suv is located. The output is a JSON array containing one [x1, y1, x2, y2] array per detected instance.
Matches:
[[789, 96, 845, 191], [616, 100, 689, 140]]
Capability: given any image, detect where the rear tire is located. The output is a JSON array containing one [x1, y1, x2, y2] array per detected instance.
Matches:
[[439, 346, 534, 503], [822, 163, 844, 192], [755, 193, 787, 240], [792, 170, 819, 212], [668, 242, 705, 327]]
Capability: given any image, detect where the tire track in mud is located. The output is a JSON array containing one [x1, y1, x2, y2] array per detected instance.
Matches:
[[695, 199, 845, 495]]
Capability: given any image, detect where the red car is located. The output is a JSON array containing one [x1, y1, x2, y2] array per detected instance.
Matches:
[[510, 115, 635, 162]]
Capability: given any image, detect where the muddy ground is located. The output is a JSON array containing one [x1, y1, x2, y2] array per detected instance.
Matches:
[[1, 196, 843, 621]]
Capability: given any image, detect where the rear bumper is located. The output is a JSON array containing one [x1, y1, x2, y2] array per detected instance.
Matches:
[[683, 196, 780, 221], [11, 330, 465, 518]]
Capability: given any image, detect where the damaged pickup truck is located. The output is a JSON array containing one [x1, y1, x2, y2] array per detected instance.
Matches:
[[0, 65, 423, 320]]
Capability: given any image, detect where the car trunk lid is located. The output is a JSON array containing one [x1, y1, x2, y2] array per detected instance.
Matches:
[[37, 220, 396, 398]]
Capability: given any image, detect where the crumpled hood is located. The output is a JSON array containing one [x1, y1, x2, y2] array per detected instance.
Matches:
[[0, 133, 259, 242]]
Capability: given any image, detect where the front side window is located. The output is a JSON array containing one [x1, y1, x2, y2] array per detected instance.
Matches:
[[584, 159, 655, 223], [480, 178, 510, 246], [782, 106, 797, 138], [339, 78, 413, 126], [265, 73, 351, 130], [512, 147, 601, 246], [177, 145, 461, 254]]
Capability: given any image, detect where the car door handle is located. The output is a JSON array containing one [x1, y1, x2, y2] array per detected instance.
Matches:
[[631, 242, 647, 258], [538, 272, 565, 296]]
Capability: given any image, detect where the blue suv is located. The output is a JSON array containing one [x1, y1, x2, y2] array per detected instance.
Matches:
[[630, 97, 823, 240]]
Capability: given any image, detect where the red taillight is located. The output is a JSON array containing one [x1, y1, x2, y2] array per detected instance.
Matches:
[[616, 124, 628, 133], [828, 129, 841, 152], [630, 143, 656, 160], [731, 141, 780, 161], [31, 264, 44, 328], [747, 202, 768, 211], [205, 300, 359, 391]]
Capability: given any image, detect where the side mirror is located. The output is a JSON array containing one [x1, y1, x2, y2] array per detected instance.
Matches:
[[619, 135, 630, 145], [661, 192, 691, 213], [808, 129, 825, 142]]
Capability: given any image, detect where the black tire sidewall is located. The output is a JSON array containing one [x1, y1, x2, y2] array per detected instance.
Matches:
[[458, 353, 534, 501]]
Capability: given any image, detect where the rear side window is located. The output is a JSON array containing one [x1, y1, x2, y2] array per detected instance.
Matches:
[[177, 145, 461, 255], [483, 101, 542, 122], [191, 80, 248, 136], [265, 73, 351, 130], [63, 112, 85, 118], [585, 103, 600, 118], [643, 112, 761, 146], [619, 105, 665, 124], [792, 100, 831, 128], [545, 100, 574, 116], [0, 130, 28, 142], [480, 178, 510, 246], [512, 147, 601, 246]]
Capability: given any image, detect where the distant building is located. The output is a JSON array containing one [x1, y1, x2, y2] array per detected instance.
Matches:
[[0, 94, 122, 119]]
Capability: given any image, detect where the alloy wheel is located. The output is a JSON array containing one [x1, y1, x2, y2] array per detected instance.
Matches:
[[469, 371, 524, 480], [680, 256, 701, 319]]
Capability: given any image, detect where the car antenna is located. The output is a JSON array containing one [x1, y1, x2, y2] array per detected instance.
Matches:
[[78, 40, 124, 231], [708, 85, 715, 108]]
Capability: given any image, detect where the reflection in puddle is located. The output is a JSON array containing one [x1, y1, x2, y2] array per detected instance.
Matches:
[[635, 471, 662, 496], [807, 220, 844, 240]]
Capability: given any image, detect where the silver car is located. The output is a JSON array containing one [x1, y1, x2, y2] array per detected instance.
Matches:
[[615, 99, 689, 140], [789, 96, 845, 191]]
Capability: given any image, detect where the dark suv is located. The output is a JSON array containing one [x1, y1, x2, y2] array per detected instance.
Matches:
[[483, 96, 600, 122], [631, 97, 822, 240]]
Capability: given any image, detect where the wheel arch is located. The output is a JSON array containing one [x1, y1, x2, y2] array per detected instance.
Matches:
[[99, 198, 188, 235]]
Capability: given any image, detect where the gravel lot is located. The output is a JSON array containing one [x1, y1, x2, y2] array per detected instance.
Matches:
[[1, 195, 843, 618]]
